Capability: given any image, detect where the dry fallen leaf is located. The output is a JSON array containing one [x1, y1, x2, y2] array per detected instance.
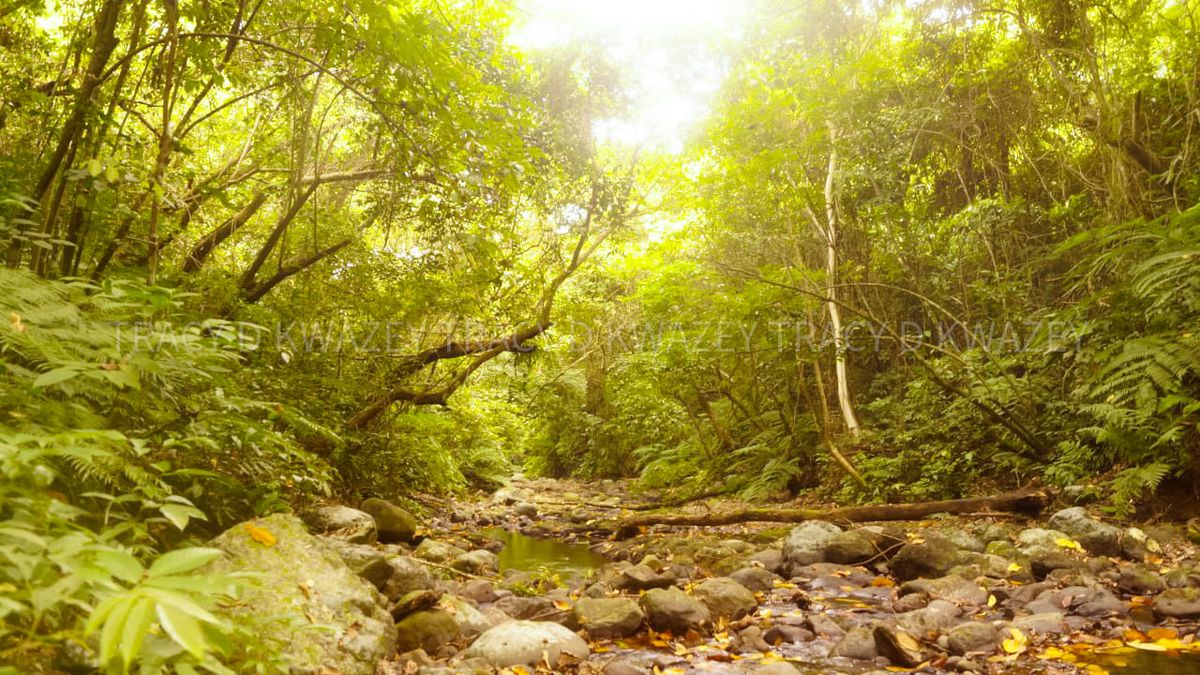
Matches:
[[244, 522, 277, 546], [1055, 537, 1083, 551], [1002, 627, 1028, 655]]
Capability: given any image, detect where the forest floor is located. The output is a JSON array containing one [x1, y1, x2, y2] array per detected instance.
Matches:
[[368, 477, 1200, 675]]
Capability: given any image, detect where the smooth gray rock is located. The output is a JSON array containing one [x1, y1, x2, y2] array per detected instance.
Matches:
[[395, 609, 459, 654], [325, 539, 392, 589], [361, 497, 418, 543], [1048, 508, 1122, 557], [1118, 567, 1165, 594], [459, 579, 499, 604], [824, 526, 904, 565], [1027, 586, 1124, 618], [781, 521, 842, 571], [1011, 612, 1067, 635], [452, 549, 499, 574], [946, 622, 998, 655], [831, 625, 878, 660], [730, 566, 778, 593], [1153, 588, 1200, 618], [640, 587, 711, 634], [463, 620, 589, 668], [764, 623, 813, 644], [747, 549, 785, 574], [493, 594, 553, 620], [692, 577, 757, 620], [1121, 527, 1160, 562], [895, 600, 960, 635], [442, 595, 497, 637], [613, 564, 675, 591], [891, 536, 961, 581], [805, 614, 846, 639], [572, 597, 645, 639], [899, 575, 988, 606], [303, 505, 378, 544], [414, 538, 467, 564], [1015, 528, 1071, 553], [382, 556, 435, 601], [940, 529, 986, 553]]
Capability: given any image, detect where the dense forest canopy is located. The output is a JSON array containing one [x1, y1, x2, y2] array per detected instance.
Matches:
[[1, 0, 1199, 670]]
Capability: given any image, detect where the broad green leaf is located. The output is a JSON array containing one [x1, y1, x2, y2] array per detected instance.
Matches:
[[159, 503, 204, 531], [33, 367, 80, 388], [95, 549, 143, 583], [148, 548, 222, 577], [99, 595, 135, 665], [140, 587, 222, 625], [119, 596, 155, 668], [156, 603, 207, 658]]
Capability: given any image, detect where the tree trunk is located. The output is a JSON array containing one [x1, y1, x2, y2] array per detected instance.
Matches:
[[821, 123, 862, 436], [599, 488, 1049, 538], [8, 0, 124, 269]]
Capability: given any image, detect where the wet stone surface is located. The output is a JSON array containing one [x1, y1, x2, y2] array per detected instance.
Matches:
[[298, 478, 1200, 674]]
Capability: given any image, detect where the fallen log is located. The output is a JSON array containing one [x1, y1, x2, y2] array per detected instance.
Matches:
[[599, 488, 1049, 539]]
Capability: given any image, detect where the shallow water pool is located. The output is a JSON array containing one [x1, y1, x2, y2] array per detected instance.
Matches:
[[483, 527, 608, 576]]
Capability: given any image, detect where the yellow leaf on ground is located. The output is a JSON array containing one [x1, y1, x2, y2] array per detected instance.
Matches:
[[1055, 537, 1083, 550], [987, 594, 996, 607], [244, 522, 277, 546], [1147, 627, 1178, 640], [1002, 628, 1028, 655], [1036, 646, 1076, 662]]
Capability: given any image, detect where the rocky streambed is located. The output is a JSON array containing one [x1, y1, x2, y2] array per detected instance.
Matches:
[[208, 478, 1200, 674]]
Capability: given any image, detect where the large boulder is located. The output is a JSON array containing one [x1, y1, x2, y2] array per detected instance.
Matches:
[[729, 566, 778, 593], [452, 550, 499, 574], [324, 539, 392, 590], [209, 514, 395, 675], [946, 622, 999, 655], [1153, 588, 1200, 619], [1027, 586, 1124, 618], [692, 577, 757, 620], [414, 539, 467, 564], [360, 497, 418, 543], [612, 564, 676, 591], [381, 556, 434, 601], [825, 526, 905, 565], [640, 587, 711, 634], [891, 536, 961, 581], [394, 610, 459, 654], [830, 625, 877, 660], [463, 621, 589, 668], [494, 595, 554, 620], [302, 505, 377, 544], [571, 597, 645, 638], [1047, 508, 1122, 557], [895, 600, 960, 636], [899, 575, 988, 606], [781, 521, 842, 572], [442, 595, 497, 637]]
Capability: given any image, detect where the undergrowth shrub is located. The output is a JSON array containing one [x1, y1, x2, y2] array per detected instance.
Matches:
[[0, 270, 332, 672]]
